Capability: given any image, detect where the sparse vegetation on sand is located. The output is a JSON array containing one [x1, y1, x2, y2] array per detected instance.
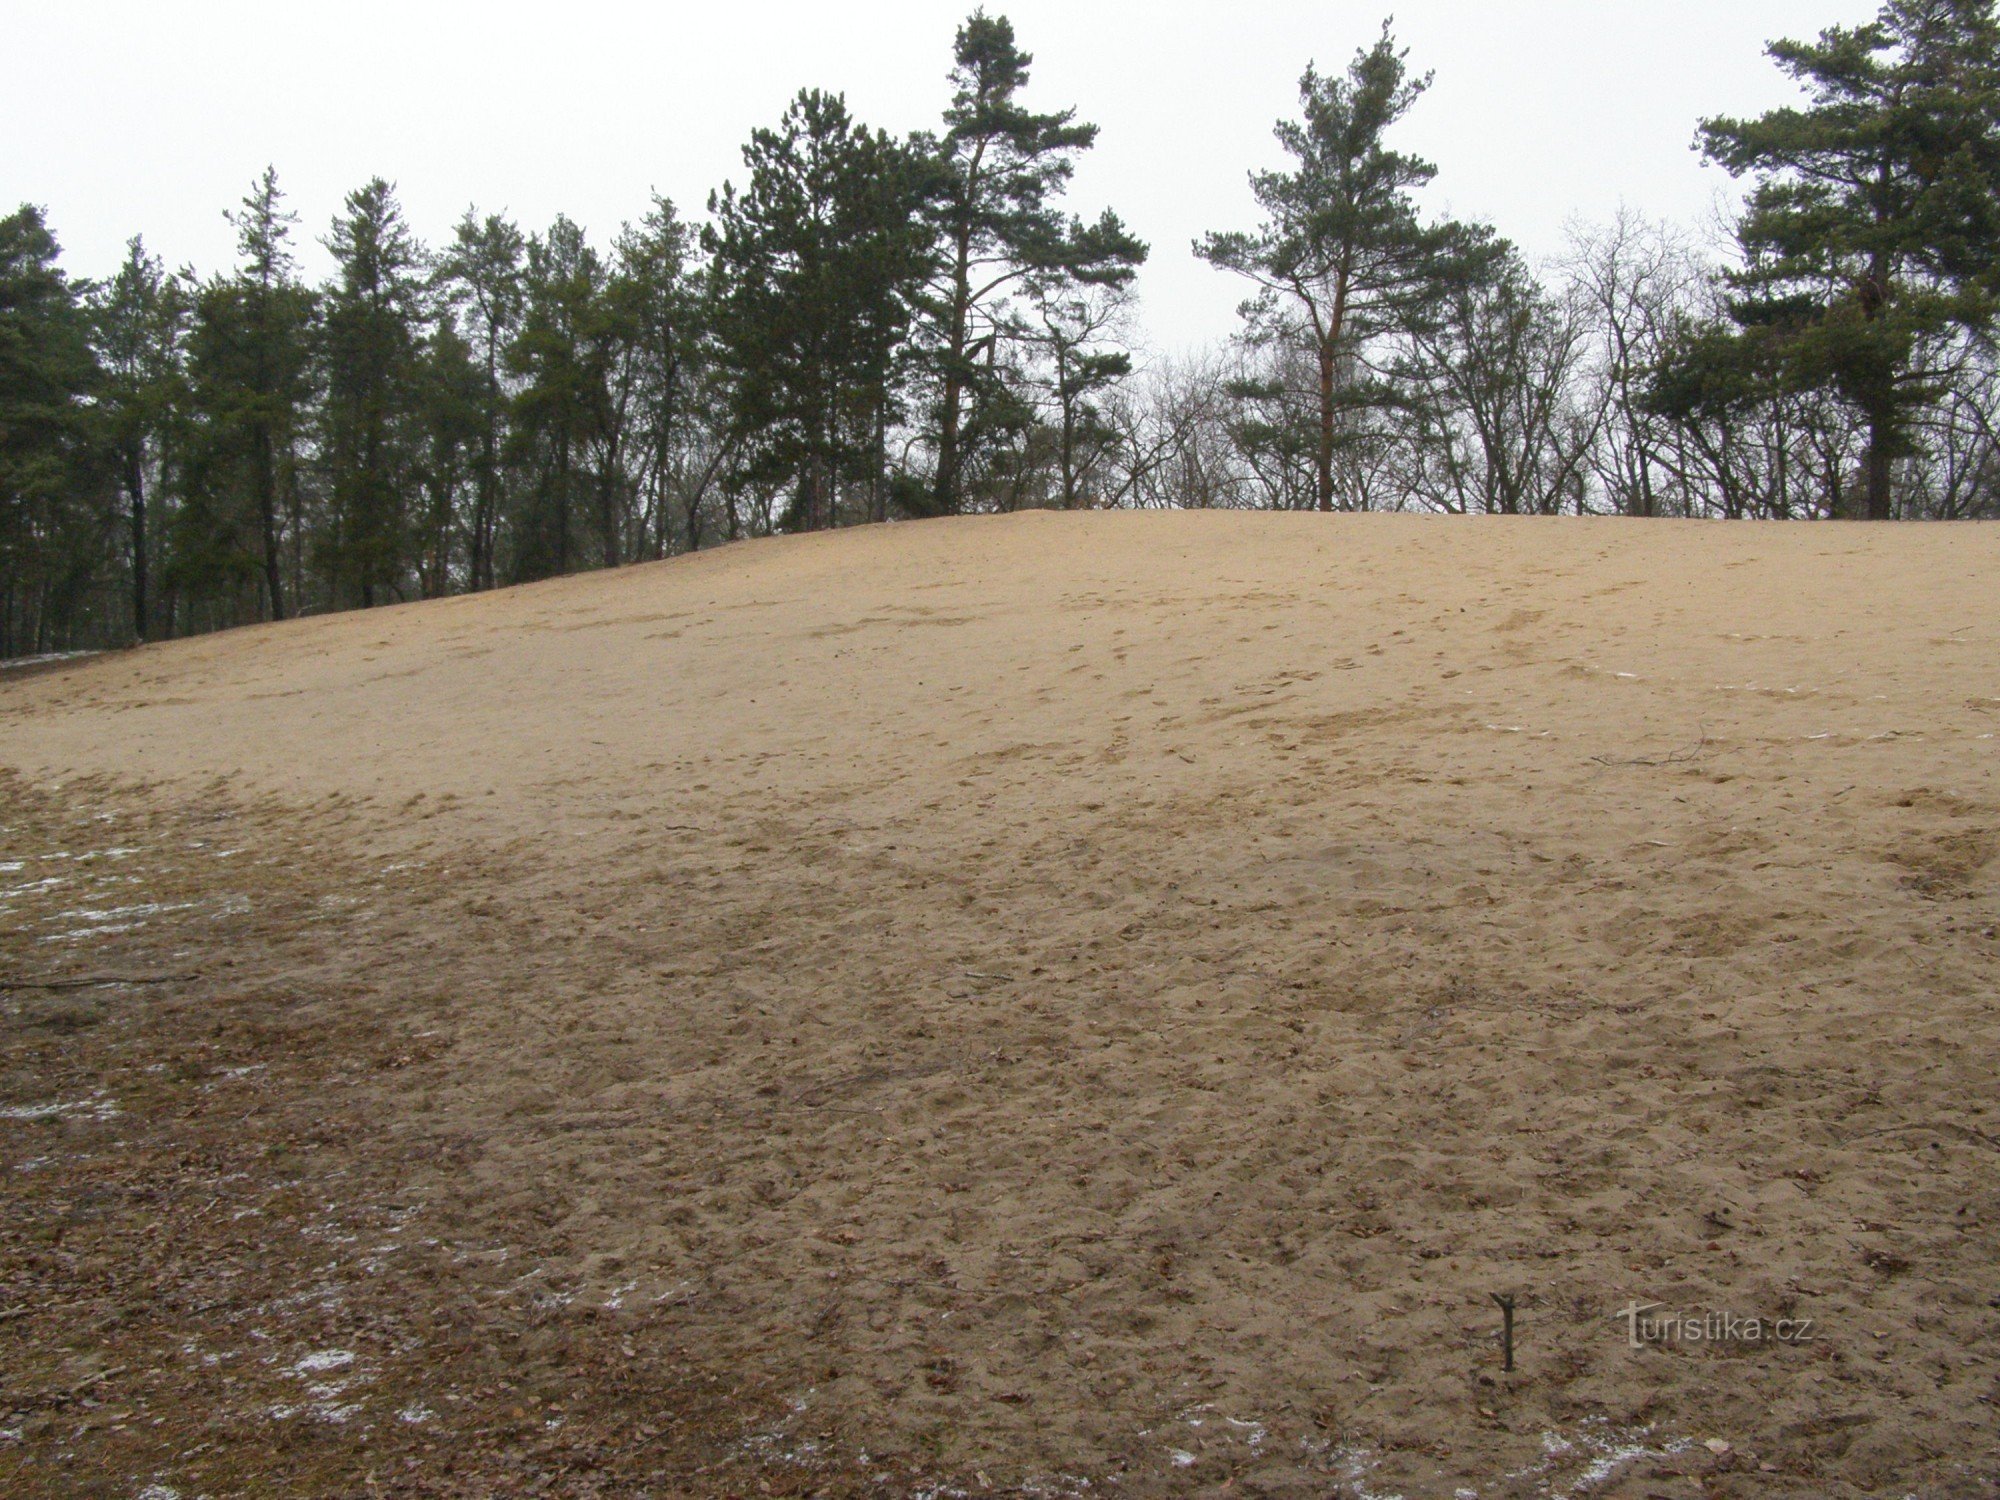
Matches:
[[3, 512, 1997, 1495]]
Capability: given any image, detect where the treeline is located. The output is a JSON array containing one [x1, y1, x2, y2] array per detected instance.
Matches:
[[5, 2, 1999, 657]]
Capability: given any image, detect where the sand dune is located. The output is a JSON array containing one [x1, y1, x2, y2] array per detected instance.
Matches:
[[3, 512, 1998, 1497]]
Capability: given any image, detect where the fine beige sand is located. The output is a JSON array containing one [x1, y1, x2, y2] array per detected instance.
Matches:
[[4, 511, 1999, 1497]]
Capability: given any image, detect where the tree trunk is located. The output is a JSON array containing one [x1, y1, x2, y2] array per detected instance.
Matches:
[[555, 432, 572, 573], [1316, 341, 1337, 513], [254, 425, 287, 621], [799, 466, 819, 534], [1061, 394, 1078, 509], [474, 420, 498, 589], [1316, 274, 1350, 514], [873, 396, 889, 524], [599, 463, 621, 570], [1860, 242, 1894, 522], [683, 462, 704, 553], [126, 448, 148, 643], [934, 223, 975, 515], [1865, 416, 1894, 521]]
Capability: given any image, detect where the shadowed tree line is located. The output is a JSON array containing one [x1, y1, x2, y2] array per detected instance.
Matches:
[[5, 2, 1998, 657]]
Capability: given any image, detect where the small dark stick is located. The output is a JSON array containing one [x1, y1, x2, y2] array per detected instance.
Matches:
[[1491, 1293, 1517, 1373]]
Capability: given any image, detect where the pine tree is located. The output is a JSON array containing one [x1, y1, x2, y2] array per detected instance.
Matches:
[[439, 211, 525, 590], [1696, 0, 2000, 519], [707, 90, 935, 533], [94, 237, 185, 641], [412, 318, 482, 597], [612, 198, 708, 556], [925, 11, 1145, 514], [1197, 23, 1501, 512], [180, 170, 315, 624], [0, 205, 103, 656], [322, 178, 426, 606], [230, 169, 313, 618], [507, 215, 607, 579], [588, 243, 643, 572]]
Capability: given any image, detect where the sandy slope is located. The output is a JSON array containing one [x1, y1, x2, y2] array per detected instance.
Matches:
[[4, 511, 1999, 1496]]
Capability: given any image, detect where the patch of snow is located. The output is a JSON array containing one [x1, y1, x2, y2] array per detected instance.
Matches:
[[0, 1093, 120, 1122], [1328, 1445, 1406, 1500], [57, 900, 197, 925], [1225, 1416, 1267, 1449], [41, 900, 199, 941], [0, 877, 67, 899], [1016, 1481, 1093, 1500], [0, 651, 97, 671], [1506, 1418, 1693, 1498], [292, 1349, 355, 1375], [272, 1369, 362, 1425]]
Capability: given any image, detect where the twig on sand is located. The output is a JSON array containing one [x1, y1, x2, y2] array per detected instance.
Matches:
[[0, 972, 199, 992], [1491, 1293, 1518, 1373], [962, 971, 1015, 984], [1591, 729, 1710, 769]]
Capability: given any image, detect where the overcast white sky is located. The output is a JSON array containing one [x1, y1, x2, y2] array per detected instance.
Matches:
[[7, 1, 1877, 351]]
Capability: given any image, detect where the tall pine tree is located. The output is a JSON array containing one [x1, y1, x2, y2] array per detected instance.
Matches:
[[94, 237, 185, 641], [925, 12, 1145, 514], [181, 171, 315, 623], [612, 198, 708, 556], [507, 216, 607, 579], [0, 205, 102, 656], [322, 178, 426, 606], [412, 317, 482, 597], [1197, 24, 1500, 512], [1696, 0, 2000, 519], [439, 211, 525, 590], [708, 90, 935, 533]]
